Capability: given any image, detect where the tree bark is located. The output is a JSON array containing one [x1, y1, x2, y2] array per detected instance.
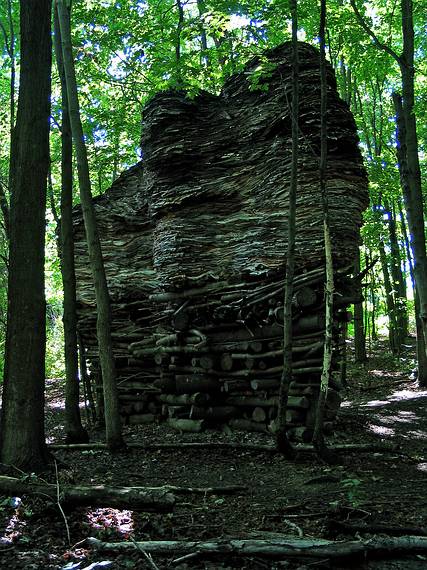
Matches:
[[56, 0, 124, 448], [53, 4, 88, 444], [312, 0, 337, 464], [399, 0, 427, 368], [87, 535, 427, 559], [379, 240, 399, 354], [398, 200, 427, 383], [386, 200, 408, 341], [0, 0, 51, 471], [353, 247, 367, 363], [0, 476, 175, 512], [275, 0, 298, 459]]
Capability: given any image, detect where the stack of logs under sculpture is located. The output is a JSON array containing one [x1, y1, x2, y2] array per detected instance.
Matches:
[[73, 42, 369, 441]]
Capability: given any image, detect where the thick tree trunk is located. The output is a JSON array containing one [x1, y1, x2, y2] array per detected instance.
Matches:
[[0, 0, 51, 471], [275, 0, 298, 459], [53, 5, 88, 445], [399, 1, 427, 382], [397, 185, 427, 383], [393, 90, 427, 385], [56, 0, 123, 448]]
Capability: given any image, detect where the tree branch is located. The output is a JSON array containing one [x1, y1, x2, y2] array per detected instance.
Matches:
[[349, 0, 401, 64]]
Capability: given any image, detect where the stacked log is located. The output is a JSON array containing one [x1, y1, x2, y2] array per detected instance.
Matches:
[[73, 42, 368, 438], [125, 271, 347, 438]]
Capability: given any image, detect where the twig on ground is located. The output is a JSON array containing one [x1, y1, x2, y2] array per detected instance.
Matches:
[[283, 518, 304, 537], [54, 459, 71, 545], [171, 551, 200, 565], [130, 536, 160, 570]]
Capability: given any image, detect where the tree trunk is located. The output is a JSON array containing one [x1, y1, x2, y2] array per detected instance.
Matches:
[[312, 0, 336, 464], [386, 199, 408, 343], [197, 0, 208, 66], [399, 2, 427, 366], [379, 241, 399, 354], [0, 0, 51, 471], [353, 247, 367, 363], [397, 176, 427, 383], [77, 331, 97, 423], [56, 0, 123, 448], [175, 0, 184, 80], [53, 4, 88, 445], [275, 0, 298, 459], [393, 87, 427, 386]]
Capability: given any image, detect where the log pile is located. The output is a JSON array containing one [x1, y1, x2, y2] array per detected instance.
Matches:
[[73, 42, 368, 438]]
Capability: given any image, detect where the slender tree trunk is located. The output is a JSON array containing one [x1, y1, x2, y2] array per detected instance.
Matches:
[[0, 0, 51, 471], [379, 241, 399, 354], [275, 0, 298, 459], [53, 5, 88, 444], [175, 1, 184, 62], [196, 0, 208, 66], [354, 247, 367, 363], [56, 0, 123, 449], [4, 0, 16, 134], [0, 0, 16, 237], [77, 331, 97, 423], [312, 0, 337, 463], [386, 200, 408, 343]]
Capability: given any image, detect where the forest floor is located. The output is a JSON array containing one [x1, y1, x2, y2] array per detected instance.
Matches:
[[0, 339, 426, 570]]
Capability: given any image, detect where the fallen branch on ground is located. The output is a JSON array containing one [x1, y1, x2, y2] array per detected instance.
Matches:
[[146, 484, 247, 495], [49, 441, 400, 454], [0, 476, 174, 512], [86, 535, 427, 559]]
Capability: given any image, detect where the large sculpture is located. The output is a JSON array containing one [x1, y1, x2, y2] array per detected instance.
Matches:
[[74, 42, 368, 439]]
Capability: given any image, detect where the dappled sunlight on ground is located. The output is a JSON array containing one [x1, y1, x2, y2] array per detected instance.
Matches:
[[359, 399, 390, 408], [369, 369, 406, 378], [368, 424, 395, 436], [388, 388, 427, 401], [342, 377, 427, 443], [47, 400, 66, 410], [408, 430, 427, 440], [85, 508, 134, 540]]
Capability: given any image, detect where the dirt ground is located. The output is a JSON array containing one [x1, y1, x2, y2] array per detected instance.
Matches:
[[0, 340, 426, 569]]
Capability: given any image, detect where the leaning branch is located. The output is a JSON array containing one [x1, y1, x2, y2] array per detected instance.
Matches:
[[349, 0, 401, 64]]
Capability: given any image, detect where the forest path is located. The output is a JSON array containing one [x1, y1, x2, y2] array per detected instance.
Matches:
[[1, 339, 426, 569]]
